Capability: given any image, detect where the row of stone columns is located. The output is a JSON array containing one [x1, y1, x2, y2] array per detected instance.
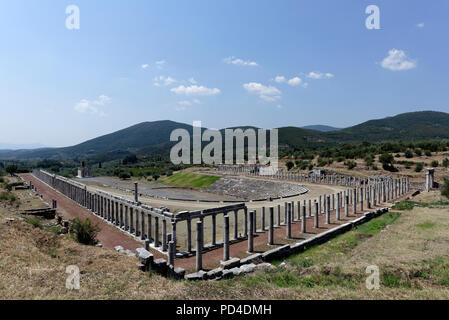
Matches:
[[32, 170, 178, 255]]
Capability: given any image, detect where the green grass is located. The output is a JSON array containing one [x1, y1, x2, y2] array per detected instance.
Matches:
[[392, 201, 415, 211], [241, 211, 403, 289], [416, 221, 436, 229], [159, 172, 220, 188], [0, 192, 16, 202]]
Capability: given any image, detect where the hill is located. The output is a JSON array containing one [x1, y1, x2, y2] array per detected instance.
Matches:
[[301, 125, 341, 132], [1, 111, 449, 160]]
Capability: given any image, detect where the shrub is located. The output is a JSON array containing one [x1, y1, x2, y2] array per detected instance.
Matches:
[[286, 161, 294, 171], [119, 172, 131, 180], [441, 178, 449, 200], [152, 174, 160, 181], [405, 149, 413, 158], [70, 217, 100, 245], [425, 150, 432, 157], [443, 158, 449, 168], [5, 165, 18, 176], [415, 149, 422, 157], [0, 192, 16, 202], [415, 162, 424, 172], [431, 160, 439, 167], [344, 160, 356, 170]]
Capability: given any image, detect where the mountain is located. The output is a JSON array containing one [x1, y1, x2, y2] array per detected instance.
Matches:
[[1, 111, 448, 160], [0, 143, 47, 150], [301, 125, 341, 132]]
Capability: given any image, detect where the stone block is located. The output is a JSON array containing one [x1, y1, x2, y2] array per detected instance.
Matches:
[[114, 245, 124, 252], [185, 270, 207, 281], [220, 257, 240, 270]]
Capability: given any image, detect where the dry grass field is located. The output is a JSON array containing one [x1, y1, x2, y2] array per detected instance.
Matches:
[[1, 174, 449, 300]]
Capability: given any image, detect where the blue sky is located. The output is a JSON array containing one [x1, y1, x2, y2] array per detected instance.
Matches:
[[0, 0, 448, 147]]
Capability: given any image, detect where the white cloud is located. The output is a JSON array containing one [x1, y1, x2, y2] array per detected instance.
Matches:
[[223, 56, 258, 67], [287, 77, 302, 86], [306, 71, 334, 79], [141, 64, 149, 69], [243, 82, 281, 102], [381, 49, 417, 71], [155, 60, 166, 69], [274, 76, 286, 83], [276, 104, 282, 109], [177, 99, 201, 107], [171, 85, 221, 96], [175, 105, 186, 111], [417, 22, 425, 28], [74, 95, 111, 116], [153, 76, 177, 86], [188, 77, 197, 84]]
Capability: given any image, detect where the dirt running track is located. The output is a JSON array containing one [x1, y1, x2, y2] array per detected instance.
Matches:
[[22, 173, 409, 272]]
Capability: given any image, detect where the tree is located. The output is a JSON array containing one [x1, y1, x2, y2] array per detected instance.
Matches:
[[379, 153, 396, 172], [415, 162, 424, 172], [119, 172, 131, 180], [441, 178, 449, 200], [443, 158, 449, 168], [123, 154, 138, 165], [152, 174, 160, 181], [286, 161, 294, 171], [405, 149, 413, 158], [70, 217, 100, 245], [5, 165, 17, 176]]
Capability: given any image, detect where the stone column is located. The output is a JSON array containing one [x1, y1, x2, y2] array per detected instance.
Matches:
[[277, 204, 281, 227], [187, 217, 192, 252], [171, 221, 177, 251], [308, 199, 312, 217], [116, 202, 119, 226], [345, 195, 349, 217], [196, 221, 203, 272], [353, 188, 357, 215], [360, 188, 364, 212], [234, 210, 239, 238], [286, 203, 292, 239], [154, 216, 159, 247], [426, 168, 435, 192], [297, 201, 301, 221], [253, 209, 257, 233], [147, 213, 152, 242], [162, 219, 167, 252], [268, 207, 274, 245], [314, 200, 319, 228], [134, 182, 139, 203], [302, 204, 306, 233], [326, 196, 330, 224], [336, 193, 341, 220], [168, 241, 175, 269], [261, 207, 266, 231], [248, 211, 254, 253], [212, 213, 217, 245], [284, 202, 288, 225], [141, 211, 145, 240], [223, 215, 230, 261], [244, 208, 248, 237], [135, 209, 139, 236]]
